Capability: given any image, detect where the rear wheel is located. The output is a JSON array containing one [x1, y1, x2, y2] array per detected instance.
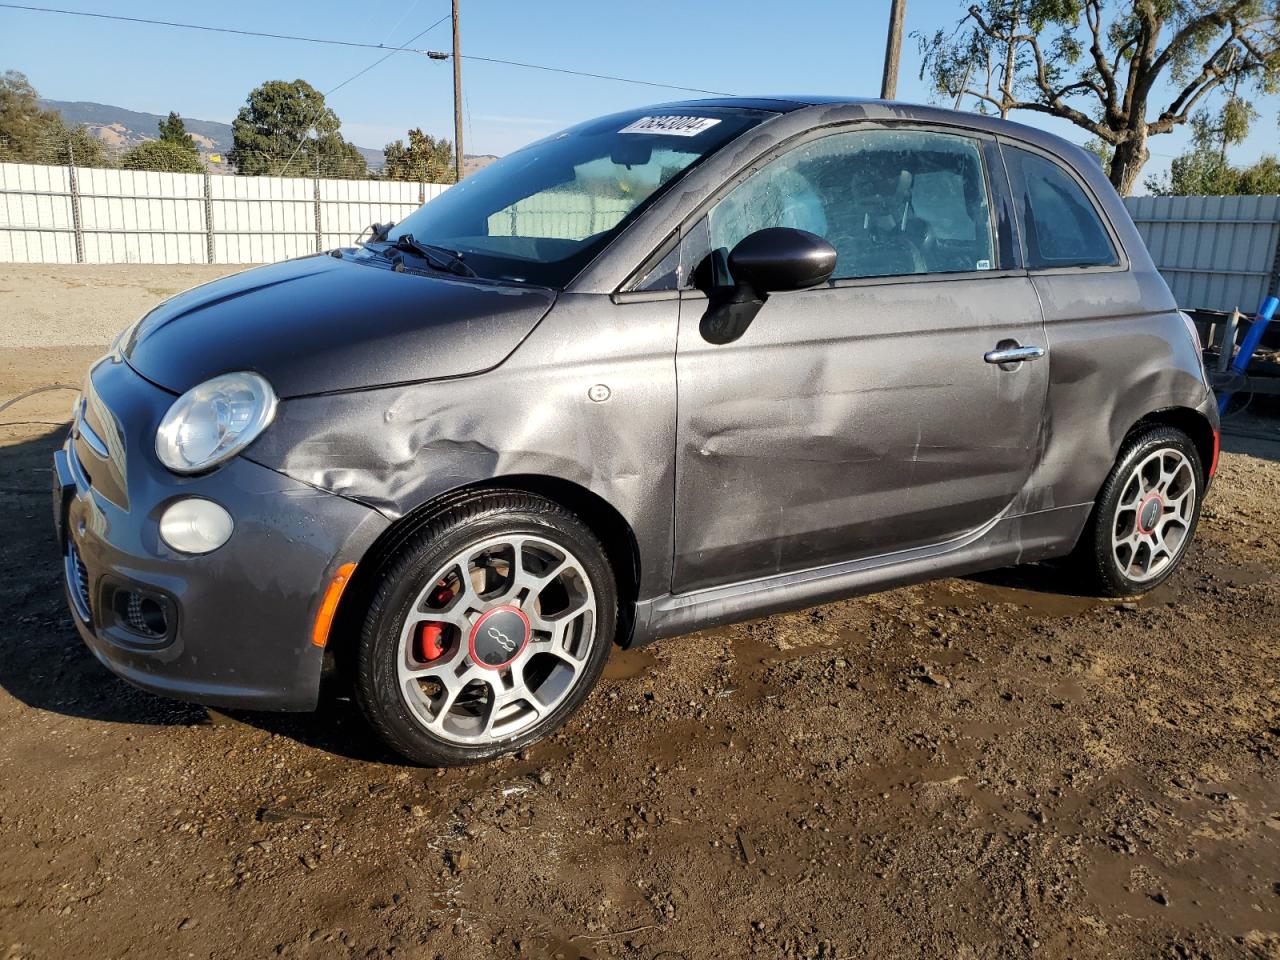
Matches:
[[355, 491, 616, 766], [1072, 425, 1204, 597]]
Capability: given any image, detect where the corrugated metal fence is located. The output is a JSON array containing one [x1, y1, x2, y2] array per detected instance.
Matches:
[[1123, 194, 1280, 315], [0, 162, 450, 265]]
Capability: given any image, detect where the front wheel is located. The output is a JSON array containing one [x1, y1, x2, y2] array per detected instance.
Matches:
[[355, 491, 617, 766], [1071, 425, 1205, 597]]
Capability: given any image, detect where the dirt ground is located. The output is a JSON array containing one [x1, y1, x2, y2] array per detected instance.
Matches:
[[0, 266, 1277, 960]]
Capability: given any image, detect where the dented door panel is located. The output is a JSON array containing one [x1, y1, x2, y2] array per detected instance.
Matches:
[[671, 274, 1048, 593]]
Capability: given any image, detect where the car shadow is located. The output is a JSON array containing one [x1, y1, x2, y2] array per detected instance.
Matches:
[[962, 561, 1101, 598], [217, 701, 410, 766], [0, 423, 403, 762], [0, 423, 206, 726], [1221, 428, 1280, 465]]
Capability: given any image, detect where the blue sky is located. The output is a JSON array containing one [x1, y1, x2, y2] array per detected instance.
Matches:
[[2, 0, 1277, 183]]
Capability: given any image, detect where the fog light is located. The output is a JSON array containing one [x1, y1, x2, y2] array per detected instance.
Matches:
[[159, 498, 233, 554]]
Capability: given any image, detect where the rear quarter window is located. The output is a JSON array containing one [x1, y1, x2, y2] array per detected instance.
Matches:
[[1008, 146, 1118, 270]]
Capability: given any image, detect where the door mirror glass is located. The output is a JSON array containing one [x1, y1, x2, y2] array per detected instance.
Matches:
[[727, 227, 837, 294]]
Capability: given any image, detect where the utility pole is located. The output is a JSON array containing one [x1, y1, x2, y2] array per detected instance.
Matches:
[[452, 0, 464, 182], [880, 0, 906, 100]]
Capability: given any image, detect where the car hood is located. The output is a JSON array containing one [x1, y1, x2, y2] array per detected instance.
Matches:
[[123, 254, 556, 398]]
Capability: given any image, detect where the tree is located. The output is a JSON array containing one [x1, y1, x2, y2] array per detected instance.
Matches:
[[1146, 109, 1280, 194], [121, 139, 204, 173], [314, 137, 368, 179], [918, 1, 1280, 195], [383, 128, 456, 183], [229, 79, 366, 177], [0, 69, 53, 160], [0, 69, 106, 167], [53, 122, 107, 168], [1235, 153, 1280, 192], [158, 111, 199, 157]]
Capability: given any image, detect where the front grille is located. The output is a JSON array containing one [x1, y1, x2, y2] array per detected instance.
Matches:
[[65, 542, 91, 621]]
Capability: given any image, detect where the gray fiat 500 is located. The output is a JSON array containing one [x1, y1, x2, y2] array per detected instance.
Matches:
[[55, 97, 1218, 765]]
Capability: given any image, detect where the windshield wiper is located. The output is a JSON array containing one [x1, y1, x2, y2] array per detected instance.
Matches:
[[386, 233, 477, 278]]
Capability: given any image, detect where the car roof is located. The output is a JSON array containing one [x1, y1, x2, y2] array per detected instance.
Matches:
[[646, 96, 1089, 163]]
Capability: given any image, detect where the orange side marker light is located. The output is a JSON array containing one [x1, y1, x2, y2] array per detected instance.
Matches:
[[312, 562, 357, 648]]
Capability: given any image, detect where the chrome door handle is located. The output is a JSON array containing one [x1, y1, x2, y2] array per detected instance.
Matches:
[[984, 344, 1045, 365]]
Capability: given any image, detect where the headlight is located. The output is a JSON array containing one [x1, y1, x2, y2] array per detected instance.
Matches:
[[155, 372, 277, 474]]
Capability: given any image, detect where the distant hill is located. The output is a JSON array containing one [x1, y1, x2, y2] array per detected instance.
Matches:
[[41, 99, 240, 159], [40, 99, 498, 175]]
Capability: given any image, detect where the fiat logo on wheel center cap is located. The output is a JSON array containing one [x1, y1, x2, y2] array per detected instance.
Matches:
[[468, 605, 531, 670], [1137, 493, 1163, 535]]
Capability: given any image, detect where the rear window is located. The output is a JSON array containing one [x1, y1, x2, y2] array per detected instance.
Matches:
[[1008, 146, 1118, 270]]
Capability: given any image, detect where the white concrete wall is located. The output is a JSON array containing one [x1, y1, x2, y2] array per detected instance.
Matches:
[[0, 163, 76, 263], [0, 162, 450, 265]]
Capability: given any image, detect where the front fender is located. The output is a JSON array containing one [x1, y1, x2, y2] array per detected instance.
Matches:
[[244, 294, 679, 600]]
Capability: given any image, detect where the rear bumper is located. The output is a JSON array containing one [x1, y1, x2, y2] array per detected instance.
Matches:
[[54, 359, 388, 711]]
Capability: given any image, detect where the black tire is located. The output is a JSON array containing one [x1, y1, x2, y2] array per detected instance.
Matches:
[[355, 490, 617, 766], [1070, 424, 1205, 597]]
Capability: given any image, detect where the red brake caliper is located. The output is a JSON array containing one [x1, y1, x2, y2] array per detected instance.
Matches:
[[415, 583, 455, 661]]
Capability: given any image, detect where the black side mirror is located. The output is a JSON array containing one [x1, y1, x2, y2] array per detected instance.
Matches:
[[700, 227, 837, 344], [728, 227, 837, 296]]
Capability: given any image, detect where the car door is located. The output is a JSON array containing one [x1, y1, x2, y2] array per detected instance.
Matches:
[[671, 125, 1049, 593]]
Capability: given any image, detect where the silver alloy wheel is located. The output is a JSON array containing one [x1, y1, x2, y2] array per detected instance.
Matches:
[[395, 534, 597, 745], [1110, 447, 1197, 584]]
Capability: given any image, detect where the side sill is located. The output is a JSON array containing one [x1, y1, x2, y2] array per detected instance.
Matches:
[[626, 503, 1092, 648]]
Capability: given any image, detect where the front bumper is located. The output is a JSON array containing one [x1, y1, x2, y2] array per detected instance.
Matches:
[[54, 358, 387, 711]]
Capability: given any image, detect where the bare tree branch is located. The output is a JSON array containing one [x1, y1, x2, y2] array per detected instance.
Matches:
[[1085, 0, 1120, 118], [917, 0, 1280, 193]]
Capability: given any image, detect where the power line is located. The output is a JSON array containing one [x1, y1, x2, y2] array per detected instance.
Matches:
[[0, 3, 420, 52], [458, 54, 732, 96], [0, 2, 734, 96], [326, 14, 451, 98], [279, 13, 452, 176], [379, 0, 426, 45]]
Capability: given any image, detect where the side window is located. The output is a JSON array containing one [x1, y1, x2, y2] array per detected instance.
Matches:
[[1009, 147, 1117, 269], [634, 243, 680, 291], [707, 128, 996, 281]]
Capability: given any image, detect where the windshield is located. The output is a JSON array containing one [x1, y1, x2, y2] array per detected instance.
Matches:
[[381, 107, 770, 287]]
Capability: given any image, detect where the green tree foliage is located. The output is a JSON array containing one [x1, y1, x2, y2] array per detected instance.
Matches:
[[229, 79, 367, 178], [0, 69, 53, 159], [382, 128, 456, 183], [1084, 137, 1114, 169], [56, 123, 107, 167], [121, 139, 204, 173], [1235, 154, 1280, 192], [917, 1, 1280, 195], [0, 69, 107, 167], [1146, 108, 1280, 194], [158, 111, 199, 157]]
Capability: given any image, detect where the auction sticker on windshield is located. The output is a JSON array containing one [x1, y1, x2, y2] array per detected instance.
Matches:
[[619, 116, 722, 136]]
